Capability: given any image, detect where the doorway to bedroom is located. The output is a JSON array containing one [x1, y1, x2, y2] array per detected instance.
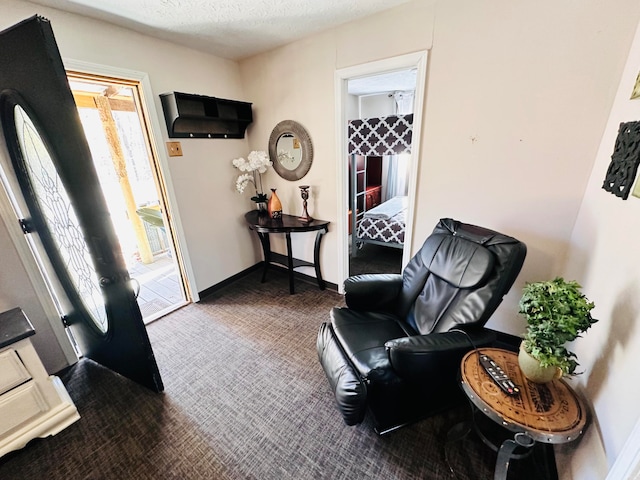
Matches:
[[336, 52, 427, 285], [346, 72, 416, 276]]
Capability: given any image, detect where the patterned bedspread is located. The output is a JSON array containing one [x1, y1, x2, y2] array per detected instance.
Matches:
[[356, 196, 407, 245]]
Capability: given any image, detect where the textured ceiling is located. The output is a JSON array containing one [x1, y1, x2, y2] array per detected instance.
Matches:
[[28, 0, 410, 60]]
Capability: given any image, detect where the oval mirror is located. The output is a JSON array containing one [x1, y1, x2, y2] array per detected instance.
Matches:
[[269, 120, 313, 181]]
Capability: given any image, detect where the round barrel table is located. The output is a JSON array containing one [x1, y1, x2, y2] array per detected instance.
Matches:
[[460, 348, 587, 480]]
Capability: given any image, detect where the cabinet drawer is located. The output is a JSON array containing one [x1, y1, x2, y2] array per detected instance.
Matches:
[[365, 186, 381, 210], [0, 382, 48, 436], [0, 350, 31, 395]]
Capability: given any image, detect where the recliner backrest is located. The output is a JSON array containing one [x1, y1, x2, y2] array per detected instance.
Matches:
[[396, 218, 526, 334]]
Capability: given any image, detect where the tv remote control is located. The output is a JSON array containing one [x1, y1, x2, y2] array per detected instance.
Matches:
[[479, 354, 520, 396]]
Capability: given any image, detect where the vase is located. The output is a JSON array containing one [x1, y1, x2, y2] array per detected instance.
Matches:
[[518, 342, 563, 384], [268, 188, 282, 219], [256, 201, 267, 214]]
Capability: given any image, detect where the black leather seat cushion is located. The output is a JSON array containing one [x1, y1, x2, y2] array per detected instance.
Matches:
[[330, 308, 416, 384]]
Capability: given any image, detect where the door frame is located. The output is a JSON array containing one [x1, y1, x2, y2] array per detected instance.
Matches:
[[605, 413, 640, 480], [63, 59, 198, 302], [334, 51, 428, 292], [0, 182, 79, 365]]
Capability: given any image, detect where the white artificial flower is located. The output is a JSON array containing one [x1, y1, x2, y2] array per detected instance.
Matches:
[[247, 150, 272, 173], [235, 173, 254, 194], [232, 150, 272, 197], [232, 157, 250, 172]]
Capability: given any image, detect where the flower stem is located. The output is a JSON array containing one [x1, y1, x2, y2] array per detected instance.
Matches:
[[254, 170, 264, 196]]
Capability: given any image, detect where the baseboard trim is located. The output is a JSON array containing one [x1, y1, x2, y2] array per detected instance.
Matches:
[[198, 262, 339, 300], [265, 262, 339, 292], [197, 264, 262, 300]]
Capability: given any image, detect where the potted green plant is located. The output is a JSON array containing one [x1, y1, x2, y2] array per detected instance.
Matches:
[[518, 277, 597, 383]]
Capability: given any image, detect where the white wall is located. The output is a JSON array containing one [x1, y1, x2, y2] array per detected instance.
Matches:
[[558, 19, 640, 480], [359, 93, 395, 119], [241, 0, 640, 336], [417, 0, 640, 336]]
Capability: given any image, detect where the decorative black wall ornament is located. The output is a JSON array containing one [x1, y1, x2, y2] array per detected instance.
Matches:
[[602, 121, 640, 200]]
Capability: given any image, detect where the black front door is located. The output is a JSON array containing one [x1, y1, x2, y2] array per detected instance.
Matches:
[[0, 16, 163, 392]]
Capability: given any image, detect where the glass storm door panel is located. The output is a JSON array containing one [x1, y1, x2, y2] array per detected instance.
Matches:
[[12, 104, 110, 334], [0, 16, 163, 392]]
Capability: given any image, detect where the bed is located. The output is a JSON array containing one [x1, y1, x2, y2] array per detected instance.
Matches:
[[354, 196, 407, 250]]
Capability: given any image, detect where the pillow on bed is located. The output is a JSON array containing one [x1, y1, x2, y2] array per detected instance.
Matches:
[[363, 196, 408, 220]]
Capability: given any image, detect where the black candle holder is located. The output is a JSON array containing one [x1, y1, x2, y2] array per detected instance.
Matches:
[[298, 185, 313, 223]]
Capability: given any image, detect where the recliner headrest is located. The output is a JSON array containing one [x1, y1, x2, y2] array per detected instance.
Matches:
[[419, 233, 494, 288], [438, 217, 519, 247]]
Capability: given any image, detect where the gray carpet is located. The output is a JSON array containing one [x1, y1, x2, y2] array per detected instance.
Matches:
[[0, 269, 554, 479]]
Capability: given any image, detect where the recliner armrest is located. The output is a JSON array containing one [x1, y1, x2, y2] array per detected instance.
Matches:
[[344, 274, 403, 312], [385, 329, 497, 382]]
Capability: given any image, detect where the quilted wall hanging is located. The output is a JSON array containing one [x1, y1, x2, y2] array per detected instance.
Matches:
[[348, 114, 413, 156]]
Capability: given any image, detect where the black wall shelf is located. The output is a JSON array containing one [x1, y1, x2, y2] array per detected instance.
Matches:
[[160, 92, 253, 139]]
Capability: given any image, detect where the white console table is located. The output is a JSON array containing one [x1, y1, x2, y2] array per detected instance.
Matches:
[[0, 308, 80, 457]]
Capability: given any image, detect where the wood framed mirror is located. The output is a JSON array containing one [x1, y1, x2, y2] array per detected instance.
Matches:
[[268, 120, 313, 181]]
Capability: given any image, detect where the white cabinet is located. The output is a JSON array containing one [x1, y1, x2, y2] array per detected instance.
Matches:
[[0, 308, 79, 457], [0, 349, 31, 395]]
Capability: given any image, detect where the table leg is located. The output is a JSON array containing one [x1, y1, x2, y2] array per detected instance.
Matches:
[[313, 227, 327, 290], [286, 232, 294, 294], [257, 232, 271, 283], [444, 420, 473, 478], [494, 433, 535, 480]]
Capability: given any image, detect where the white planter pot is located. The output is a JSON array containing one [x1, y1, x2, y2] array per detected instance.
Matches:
[[518, 343, 563, 384]]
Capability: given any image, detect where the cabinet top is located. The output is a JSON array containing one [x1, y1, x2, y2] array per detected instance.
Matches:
[[0, 307, 35, 349]]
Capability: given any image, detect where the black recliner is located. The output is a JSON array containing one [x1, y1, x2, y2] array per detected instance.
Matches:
[[317, 218, 526, 433]]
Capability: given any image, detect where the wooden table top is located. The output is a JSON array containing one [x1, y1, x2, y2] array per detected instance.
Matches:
[[460, 348, 587, 444], [245, 211, 329, 233]]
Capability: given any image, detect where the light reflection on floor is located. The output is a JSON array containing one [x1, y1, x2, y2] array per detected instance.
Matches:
[[127, 252, 186, 323]]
